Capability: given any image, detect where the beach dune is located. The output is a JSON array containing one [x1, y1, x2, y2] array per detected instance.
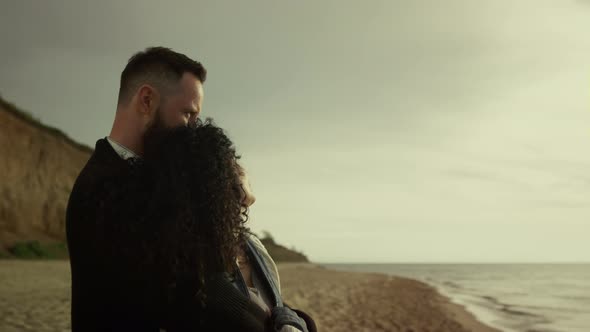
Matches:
[[0, 261, 500, 332]]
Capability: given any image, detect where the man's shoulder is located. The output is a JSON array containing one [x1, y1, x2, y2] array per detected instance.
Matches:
[[72, 138, 128, 189], [68, 137, 129, 208]]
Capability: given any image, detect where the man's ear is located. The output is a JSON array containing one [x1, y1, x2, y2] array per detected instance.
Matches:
[[136, 84, 160, 114]]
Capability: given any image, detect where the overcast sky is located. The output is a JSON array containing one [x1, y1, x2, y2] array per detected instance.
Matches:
[[1, 0, 590, 263]]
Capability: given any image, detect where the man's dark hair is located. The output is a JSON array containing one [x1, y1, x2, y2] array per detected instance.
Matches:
[[117, 46, 207, 105]]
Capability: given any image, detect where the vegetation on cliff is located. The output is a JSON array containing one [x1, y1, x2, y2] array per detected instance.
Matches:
[[258, 231, 309, 263]]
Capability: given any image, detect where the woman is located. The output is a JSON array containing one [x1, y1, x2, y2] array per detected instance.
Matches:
[[235, 166, 316, 332], [104, 119, 313, 331]]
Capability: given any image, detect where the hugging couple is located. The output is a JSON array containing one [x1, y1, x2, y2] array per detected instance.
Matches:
[[66, 47, 316, 332]]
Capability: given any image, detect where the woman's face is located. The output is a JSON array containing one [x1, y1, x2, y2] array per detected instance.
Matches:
[[239, 171, 256, 207]]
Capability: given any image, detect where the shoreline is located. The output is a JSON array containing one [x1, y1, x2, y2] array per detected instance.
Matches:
[[277, 263, 502, 332], [0, 260, 502, 332]]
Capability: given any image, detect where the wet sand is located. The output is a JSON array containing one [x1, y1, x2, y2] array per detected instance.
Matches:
[[0, 260, 501, 331], [278, 263, 501, 332]]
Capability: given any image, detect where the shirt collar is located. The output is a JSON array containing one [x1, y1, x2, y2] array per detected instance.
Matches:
[[106, 136, 139, 160]]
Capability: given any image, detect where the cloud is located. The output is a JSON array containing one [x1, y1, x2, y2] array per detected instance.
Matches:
[[2, 0, 590, 261]]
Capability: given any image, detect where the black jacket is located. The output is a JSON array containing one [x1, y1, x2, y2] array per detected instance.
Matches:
[[66, 138, 268, 331]]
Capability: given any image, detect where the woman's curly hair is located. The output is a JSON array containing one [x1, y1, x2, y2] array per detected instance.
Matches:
[[100, 118, 250, 308]]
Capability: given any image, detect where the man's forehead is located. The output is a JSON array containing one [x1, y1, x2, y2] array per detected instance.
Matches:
[[180, 72, 203, 94], [167, 73, 203, 105]]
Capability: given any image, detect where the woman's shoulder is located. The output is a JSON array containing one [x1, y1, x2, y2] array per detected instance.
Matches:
[[247, 233, 281, 293], [247, 233, 269, 253]]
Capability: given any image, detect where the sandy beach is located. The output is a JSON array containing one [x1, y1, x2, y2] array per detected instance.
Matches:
[[0, 260, 501, 332], [278, 263, 500, 332]]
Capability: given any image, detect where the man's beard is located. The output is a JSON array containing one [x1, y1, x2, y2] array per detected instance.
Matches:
[[142, 107, 172, 157], [142, 107, 201, 154]]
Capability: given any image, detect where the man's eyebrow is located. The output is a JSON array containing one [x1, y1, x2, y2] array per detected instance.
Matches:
[[183, 108, 199, 113]]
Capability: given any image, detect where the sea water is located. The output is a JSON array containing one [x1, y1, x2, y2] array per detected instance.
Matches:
[[323, 263, 590, 332]]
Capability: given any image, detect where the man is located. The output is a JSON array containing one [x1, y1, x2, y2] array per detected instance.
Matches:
[[66, 47, 207, 331], [66, 47, 313, 331]]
